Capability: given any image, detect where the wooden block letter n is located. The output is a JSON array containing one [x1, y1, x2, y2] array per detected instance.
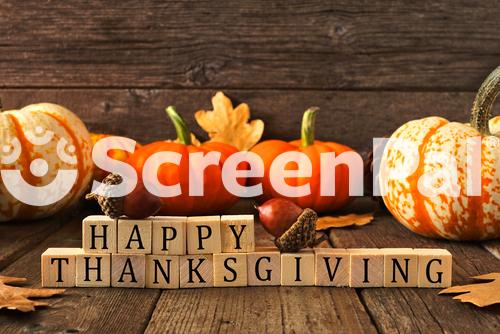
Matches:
[[146, 255, 180, 289], [83, 216, 117, 253], [383, 249, 418, 287]]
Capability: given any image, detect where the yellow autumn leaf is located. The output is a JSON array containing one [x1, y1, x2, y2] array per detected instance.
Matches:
[[316, 213, 375, 231], [195, 92, 264, 150], [0, 275, 64, 312], [439, 273, 500, 307]]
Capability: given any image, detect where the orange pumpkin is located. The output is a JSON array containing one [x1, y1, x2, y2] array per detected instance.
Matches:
[[0, 103, 93, 221], [127, 106, 243, 215], [249, 108, 355, 213], [90, 133, 141, 182], [380, 67, 499, 240]]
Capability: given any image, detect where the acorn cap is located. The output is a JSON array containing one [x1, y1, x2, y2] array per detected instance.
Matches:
[[274, 208, 318, 252], [85, 173, 124, 218]]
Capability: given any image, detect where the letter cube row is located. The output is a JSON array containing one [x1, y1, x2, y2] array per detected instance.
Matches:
[[41, 247, 452, 289], [82, 215, 255, 256]]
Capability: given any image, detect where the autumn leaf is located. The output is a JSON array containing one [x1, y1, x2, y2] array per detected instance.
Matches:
[[439, 273, 500, 307], [195, 92, 264, 150], [0, 275, 64, 312], [316, 213, 374, 231]]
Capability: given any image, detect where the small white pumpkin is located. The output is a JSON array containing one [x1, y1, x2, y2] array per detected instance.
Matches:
[[0, 103, 93, 221]]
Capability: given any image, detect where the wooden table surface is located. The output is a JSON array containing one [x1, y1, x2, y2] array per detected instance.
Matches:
[[0, 198, 499, 333], [0, 1, 499, 333]]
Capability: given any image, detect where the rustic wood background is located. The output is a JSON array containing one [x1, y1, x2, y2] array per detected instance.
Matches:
[[0, 0, 499, 151], [0, 1, 499, 333]]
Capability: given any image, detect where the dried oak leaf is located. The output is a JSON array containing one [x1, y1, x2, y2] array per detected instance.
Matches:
[[0, 275, 64, 312], [195, 92, 264, 151], [316, 213, 374, 231], [439, 273, 500, 307]]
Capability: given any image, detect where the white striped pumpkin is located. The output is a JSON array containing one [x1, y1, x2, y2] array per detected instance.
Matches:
[[0, 103, 93, 221], [380, 67, 499, 240]]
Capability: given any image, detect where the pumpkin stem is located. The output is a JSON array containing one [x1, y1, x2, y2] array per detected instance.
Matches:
[[470, 66, 500, 135], [301, 107, 319, 148], [165, 106, 192, 145], [0, 97, 3, 112]]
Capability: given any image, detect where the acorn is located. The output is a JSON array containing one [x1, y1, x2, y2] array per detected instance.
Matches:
[[86, 173, 163, 219], [255, 198, 320, 252]]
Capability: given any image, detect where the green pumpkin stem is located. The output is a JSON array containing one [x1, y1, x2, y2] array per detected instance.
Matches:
[[470, 66, 500, 135], [301, 107, 320, 148], [165, 106, 192, 145]]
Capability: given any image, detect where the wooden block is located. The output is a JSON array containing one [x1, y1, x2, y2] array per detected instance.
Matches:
[[220, 215, 255, 253], [281, 250, 315, 286], [415, 248, 452, 288], [186, 216, 221, 255], [383, 249, 418, 287], [314, 248, 350, 287], [76, 253, 111, 287], [111, 254, 146, 288], [179, 255, 214, 288], [213, 253, 248, 287], [152, 216, 187, 255], [117, 218, 152, 254], [41, 248, 82, 287], [82, 215, 117, 253], [349, 248, 384, 287], [145, 255, 180, 289], [247, 247, 281, 286]]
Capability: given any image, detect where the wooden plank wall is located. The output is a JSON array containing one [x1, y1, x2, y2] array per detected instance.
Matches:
[[0, 0, 498, 152]]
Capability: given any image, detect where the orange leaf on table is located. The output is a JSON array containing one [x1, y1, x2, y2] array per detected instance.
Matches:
[[316, 213, 374, 231], [0, 275, 64, 312], [195, 92, 264, 150], [439, 273, 500, 307]]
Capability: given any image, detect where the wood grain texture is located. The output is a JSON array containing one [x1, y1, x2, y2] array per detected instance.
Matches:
[[0, 204, 82, 270], [482, 240, 500, 260], [0, 1, 498, 90], [0, 205, 160, 334], [329, 198, 500, 333], [145, 218, 377, 334], [0, 89, 482, 152]]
